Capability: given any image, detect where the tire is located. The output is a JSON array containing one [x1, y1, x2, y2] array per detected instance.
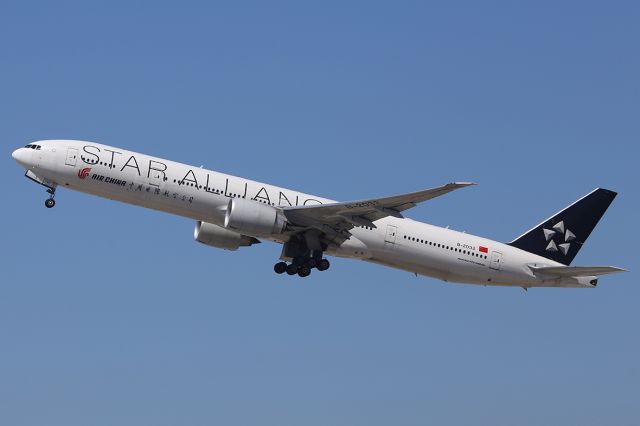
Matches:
[[274, 262, 287, 274], [317, 259, 330, 271], [45, 198, 55, 208], [298, 265, 311, 278], [286, 264, 298, 275]]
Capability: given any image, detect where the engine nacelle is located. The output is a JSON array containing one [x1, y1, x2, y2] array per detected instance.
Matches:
[[224, 198, 287, 236], [194, 221, 259, 251]]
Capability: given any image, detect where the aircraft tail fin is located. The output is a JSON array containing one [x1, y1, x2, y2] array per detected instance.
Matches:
[[509, 188, 617, 265]]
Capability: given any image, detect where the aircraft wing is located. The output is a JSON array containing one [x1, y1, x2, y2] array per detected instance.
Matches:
[[530, 266, 627, 277], [282, 182, 475, 235]]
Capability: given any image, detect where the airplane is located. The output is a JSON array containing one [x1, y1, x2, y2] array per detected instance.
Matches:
[[12, 140, 625, 288]]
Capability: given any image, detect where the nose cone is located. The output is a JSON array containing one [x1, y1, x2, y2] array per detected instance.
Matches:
[[12, 148, 30, 167]]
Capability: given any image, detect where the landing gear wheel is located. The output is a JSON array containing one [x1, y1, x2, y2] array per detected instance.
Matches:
[[274, 262, 287, 274], [298, 265, 311, 278], [286, 264, 298, 275], [317, 259, 330, 271], [306, 258, 317, 269], [45, 198, 56, 209]]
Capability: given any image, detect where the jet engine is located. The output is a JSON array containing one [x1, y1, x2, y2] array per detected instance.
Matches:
[[194, 221, 260, 251], [224, 198, 287, 236]]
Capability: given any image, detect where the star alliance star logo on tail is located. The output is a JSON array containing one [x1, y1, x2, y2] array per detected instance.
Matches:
[[543, 221, 576, 255], [78, 167, 91, 179]]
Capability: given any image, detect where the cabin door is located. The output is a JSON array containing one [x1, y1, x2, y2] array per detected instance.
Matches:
[[490, 251, 503, 270]]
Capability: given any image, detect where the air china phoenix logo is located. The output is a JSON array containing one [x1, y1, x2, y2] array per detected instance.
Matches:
[[78, 167, 91, 179], [543, 220, 576, 255]]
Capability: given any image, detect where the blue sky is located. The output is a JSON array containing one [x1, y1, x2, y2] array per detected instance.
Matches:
[[1, 1, 638, 425]]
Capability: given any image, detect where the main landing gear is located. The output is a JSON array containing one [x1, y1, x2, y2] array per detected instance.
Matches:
[[273, 257, 330, 278], [274, 233, 331, 278]]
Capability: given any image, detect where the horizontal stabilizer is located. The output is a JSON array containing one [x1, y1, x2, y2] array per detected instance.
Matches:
[[530, 265, 626, 277]]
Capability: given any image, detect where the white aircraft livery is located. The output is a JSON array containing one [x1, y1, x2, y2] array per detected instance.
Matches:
[[12, 140, 625, 288]]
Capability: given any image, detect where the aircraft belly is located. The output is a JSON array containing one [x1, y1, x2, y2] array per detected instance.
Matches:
[[369, 243, 472, 283]]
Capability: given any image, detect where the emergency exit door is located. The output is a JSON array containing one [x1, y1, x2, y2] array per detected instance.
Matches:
[[65, 148, 78, 166], [148, 169, 163, 187], [490, 251, 503, 270], [385, 225, 397, 244]]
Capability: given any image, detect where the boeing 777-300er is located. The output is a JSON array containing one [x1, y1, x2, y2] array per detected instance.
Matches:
[[12, 140, 625, 288]]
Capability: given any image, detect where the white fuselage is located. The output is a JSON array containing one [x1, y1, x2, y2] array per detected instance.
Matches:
[[14, 140, 595, 288]]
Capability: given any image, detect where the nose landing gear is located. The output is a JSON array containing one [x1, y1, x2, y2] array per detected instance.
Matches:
[[24, 170, 58, 209], [45, 188, 56, 208]]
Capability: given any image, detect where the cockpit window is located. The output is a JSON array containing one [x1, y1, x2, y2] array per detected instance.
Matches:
[[24, 144, 32, 148], [23, 144, 41, 150], [35, 145, 41, 150]]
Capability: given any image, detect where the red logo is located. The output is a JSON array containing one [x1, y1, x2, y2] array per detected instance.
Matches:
[[78, 167, 91, 179]]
